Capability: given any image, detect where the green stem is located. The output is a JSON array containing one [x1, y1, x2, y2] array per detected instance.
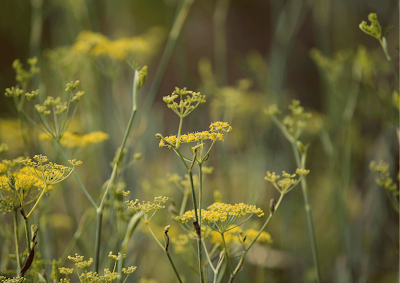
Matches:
[[60, 209, 94, 265], [26, 185, 47, 218], [141, 0, 194, 117], [13, 209, 21, 274], [379, 38, 399, 84], [56, 141, 97, 209], [146, 223, 164, 250], [176, 116, 183, 148], [166, 251, 184, 283], [221, 233, 233, 275], [180, 193, 189, 216], [228, 193, 284, 283], [290, 142, 321, 283], [94, 69, 140, 273], [213, 0, 230, 85], [24, 218, 31, 254], [189, 170, 204, 283]]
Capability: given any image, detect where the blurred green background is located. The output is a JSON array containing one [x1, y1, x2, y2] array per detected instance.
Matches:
[[0, 0, 399, 282]]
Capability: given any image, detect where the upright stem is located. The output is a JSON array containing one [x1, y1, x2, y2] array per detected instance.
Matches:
[[228, 193, 284, 283], [24, 218, 31, 254], [221, 233, 233, 275], [94, 69, 140, 273], [166, 251, 184, 283], [26, 185, 47, 218], [93, 211, 103, 272], [213, 0, 230, 86], [189, 170, 204, 283], [141, 0, 194, 117], [176, 116, 183, 148], [290, 142, 321, 283], [56, 141, 98, 209], [13, 209, 21, 274], [180, 193, 189, 216]]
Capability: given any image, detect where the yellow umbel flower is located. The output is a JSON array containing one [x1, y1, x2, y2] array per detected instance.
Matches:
[[108, 251, 126, 261], [122, 266, 137, 274], [175, 202, 264, 233], [265, 169, 308, 194], [163, 87, 206, 118], [59, 267, 74, 275], [21, 155, 82, 187], [125, 196, 169, 223]]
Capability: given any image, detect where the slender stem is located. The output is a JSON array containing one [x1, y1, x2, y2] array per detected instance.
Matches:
[[141, 0, 194, 117], [379, 39, 399, 84], [26, 185, 46, 218], [13, 209, 21, 274], [189, 170, 204, 283], [60, 209, 94, 265], [56, 141, 98, 209], [202, 240, 216, 272], [24, 218, 31, 254], [94, 69, 140, 273], [290, 142, 321, 283], [176, 116, 183, 148], [198, 163, 203, 237], [213, 0, 230, 85], [228, 193, 284, 283], [221, 233, 233, 275], [146, 223, 164, 250], [93, 211, 103, 272], [180, 193, 189, 216], [166, 251, 184, 283]]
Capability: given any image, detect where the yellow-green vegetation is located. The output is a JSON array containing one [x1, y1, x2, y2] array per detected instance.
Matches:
[[0, 3, 398, 283]]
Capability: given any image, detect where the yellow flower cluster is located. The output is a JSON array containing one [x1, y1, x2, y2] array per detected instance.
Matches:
[[159, 131, 224, 148], [67, 254, 93, 269], [175, 202, 264, 232], [21, 155, 82, 187], [359, 13, 382, 39], [102, 269, 118, 281], [0, 158, 60, 214], [163, 87, 206, 117], [35, 81, 84, 116], [125, 196, 169, 223], [122, 266, 137, 274], [265, 169, 309, 194], [59, 267, 74, 275], [108, 251, 126, 261], [209, 122, 232, 133], [370, 160, 398, 192], [0, 276, 26, 283], [50, 27, 165, 66], [309, 48, 352, 82], [39, 131, 109, 148]]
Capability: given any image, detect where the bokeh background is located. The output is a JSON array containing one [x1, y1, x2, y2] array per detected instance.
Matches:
[[0, 0, 399, 282]]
